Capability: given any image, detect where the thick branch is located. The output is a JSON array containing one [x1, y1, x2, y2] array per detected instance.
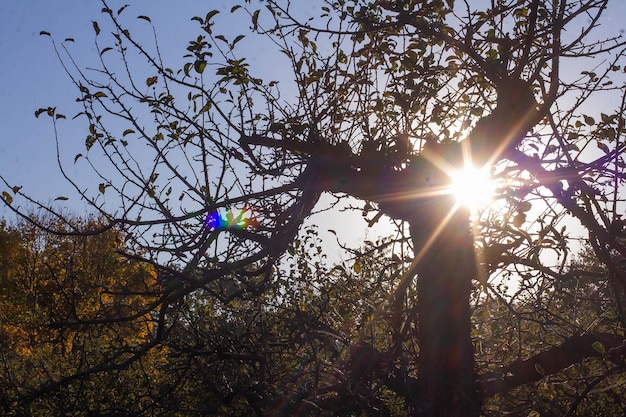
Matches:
[[481, 331, 626, 398]]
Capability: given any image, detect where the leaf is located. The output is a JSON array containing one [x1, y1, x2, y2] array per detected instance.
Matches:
[[597, 142, 610, 154], [100, 46, 113, 56], [252, 9, 260, 31], [11, 186, 21, 194], [54, 196, 69, 201], [85, 135, 96, 150], [2, 191, 13, 204], [183, 62, 192, 77], [117, 4, 129, 15], [40, 31, 51, 36], [92, 21, 100, 36], [517, 201, 532, 213], [94, 91, 107, 98], [232, 35, 245, 47], [122, 129, 135, 136], [353, 261, 361, 274], [592, 341, 606, 355], [269, 123, 284, 133], [206, 10, 220, 22], [99, 183, 106, 194], [194, 60, 206, 74], [583, 115, 595, 126], [74, 153, 83, 163], [35, 108, 46, 118], [231, 5, 242, 12], [137, 15, 151, 22], [64, 38, 75, 42], [512, 213, 526, 228], [146, 76, 158, 87]]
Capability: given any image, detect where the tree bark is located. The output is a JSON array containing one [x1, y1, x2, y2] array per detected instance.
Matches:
[[409, 199, 482, 417]]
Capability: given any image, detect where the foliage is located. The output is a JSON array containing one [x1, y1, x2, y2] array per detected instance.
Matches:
[[0, 217, 163, 416]]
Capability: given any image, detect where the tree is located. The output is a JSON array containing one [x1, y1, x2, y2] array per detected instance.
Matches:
[[2, 0, 626, 415], [0, 217, 164, 416]]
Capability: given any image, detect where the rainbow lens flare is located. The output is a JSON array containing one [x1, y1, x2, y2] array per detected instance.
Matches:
[[204, 206, 259, 230]]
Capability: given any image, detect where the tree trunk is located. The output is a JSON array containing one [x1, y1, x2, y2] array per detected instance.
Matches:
[[410, 199, 481, 417]]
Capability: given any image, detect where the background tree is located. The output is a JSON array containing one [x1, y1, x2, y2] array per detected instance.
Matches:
[[0, 217, 164, 416], [2, 0, 626, 415]]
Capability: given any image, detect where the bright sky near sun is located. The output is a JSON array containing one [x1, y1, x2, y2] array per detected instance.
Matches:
[[1, 0, 626, 234]]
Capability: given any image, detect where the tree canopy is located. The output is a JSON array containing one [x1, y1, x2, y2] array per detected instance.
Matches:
[[2, 0, 626, 416]]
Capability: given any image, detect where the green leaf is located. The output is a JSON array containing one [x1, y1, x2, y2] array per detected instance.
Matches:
[[92, 21, 100, 35], [592, 341, 606, 355], [269, 123, 284, 133], [2, 191, 13, 204], [94, 91, 107, 98], [184, 62, 192, 77], [231, 5, 242, 12], [194, 60, 207, 74]]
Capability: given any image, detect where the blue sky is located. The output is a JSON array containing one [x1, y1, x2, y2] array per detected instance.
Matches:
[[0, 0, 286, 217]]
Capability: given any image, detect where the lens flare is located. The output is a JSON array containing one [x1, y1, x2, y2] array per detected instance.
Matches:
[[204, 206, 259, 230]]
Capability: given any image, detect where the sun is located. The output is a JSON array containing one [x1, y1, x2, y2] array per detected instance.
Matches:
[[449, 165, 496, 211]]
